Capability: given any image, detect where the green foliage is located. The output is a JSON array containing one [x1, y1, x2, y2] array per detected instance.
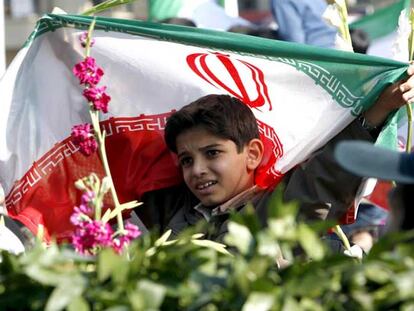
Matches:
[[1, 191, 414, 310]]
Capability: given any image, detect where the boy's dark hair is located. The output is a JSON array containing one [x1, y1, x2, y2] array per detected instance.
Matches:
[[164, 94, 260, 153]]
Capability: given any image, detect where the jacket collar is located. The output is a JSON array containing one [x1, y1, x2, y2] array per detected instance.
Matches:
[[193, 185, 265, 221]]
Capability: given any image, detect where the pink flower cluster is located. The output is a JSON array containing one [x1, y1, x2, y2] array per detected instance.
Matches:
[[72, 220, 113, 255], [71, 32, 111, 156], [71, 123, 98, 156], [72, 55, 111, 114], [70, 191, 94, 226], [72, 220, 141, 255], [71, 190, 141, 255], [83, 85, 110, 113], [79, 32, 95, 48], [112, 223, 142, 254], [73, 57, 104, 86]]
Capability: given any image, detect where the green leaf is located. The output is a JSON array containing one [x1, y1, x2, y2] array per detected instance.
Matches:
[[299, 298, 324, 311], [297, 224, 325, 260], [103, 200, 142, 222], [67, 296, 90, 311], [351, 291, 373, 311], [191, 233, 205, 239], [257, 231, 282, 258], [364, 263, 392, 284], [154, 229, 172, 247], [224, 222, 253, 255], [401, 302, 414, 311], [97, 248, 123, 282], [45, 277, 85, 311], [191, 239, 231, 255], [393, 271, 414, 299], [242, 292, 274, 311], [281, 296, 300, 311], [135, 280, 166, 309]]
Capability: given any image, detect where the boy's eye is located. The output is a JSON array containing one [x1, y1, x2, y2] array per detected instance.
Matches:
[[179, 157, 193, 167], [206, 149, 220, 158]]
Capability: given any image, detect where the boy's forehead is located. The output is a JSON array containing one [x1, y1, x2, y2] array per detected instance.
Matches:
[[176, 127, 233, 152]]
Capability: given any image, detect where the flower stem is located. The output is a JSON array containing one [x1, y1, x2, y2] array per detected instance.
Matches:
[[409, 9, 414, 62], [338, 0, 352, 46], [85, 18, 96, 58], [407, 9, 414, 154], [406, 104, 413, 153], [90, 110, 124, 230], [84, 21, 124, 231], [333, 224, 356, 260]]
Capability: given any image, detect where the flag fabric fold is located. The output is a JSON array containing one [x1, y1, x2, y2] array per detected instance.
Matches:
[[0, 14, 408, 240]]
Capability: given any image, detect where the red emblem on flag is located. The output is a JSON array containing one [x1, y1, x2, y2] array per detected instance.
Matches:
[[187, 51, 283, 188], [186, 52, 273, 111]]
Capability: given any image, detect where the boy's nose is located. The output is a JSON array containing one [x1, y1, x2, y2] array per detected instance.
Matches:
[[191, 159, 208, 177]]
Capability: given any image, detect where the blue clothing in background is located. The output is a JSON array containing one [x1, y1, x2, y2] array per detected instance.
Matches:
[[271, 0, 337, 48]]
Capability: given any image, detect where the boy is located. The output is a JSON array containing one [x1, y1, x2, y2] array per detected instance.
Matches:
[[163, 95, 267, 239], [137, 68, 414, 240]]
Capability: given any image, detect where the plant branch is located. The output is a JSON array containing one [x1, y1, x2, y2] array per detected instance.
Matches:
[[81, 0, 137, 16], [406, 104, 413, 153]]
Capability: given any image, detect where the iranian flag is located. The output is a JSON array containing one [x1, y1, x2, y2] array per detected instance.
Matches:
[[0, 14, 409, 241]]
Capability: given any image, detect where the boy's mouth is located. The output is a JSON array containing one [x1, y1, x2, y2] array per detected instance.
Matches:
[[196, 181, 217, 190]]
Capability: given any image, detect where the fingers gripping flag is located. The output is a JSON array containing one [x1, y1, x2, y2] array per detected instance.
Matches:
[[0, 14, 408, 240]]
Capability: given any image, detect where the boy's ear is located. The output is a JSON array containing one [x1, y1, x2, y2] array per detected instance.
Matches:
[[245, 138, 264, 171]]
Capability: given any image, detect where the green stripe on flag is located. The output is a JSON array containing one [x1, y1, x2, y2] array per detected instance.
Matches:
[[349, 0, 410, 40], [25, 13, 409, 117]]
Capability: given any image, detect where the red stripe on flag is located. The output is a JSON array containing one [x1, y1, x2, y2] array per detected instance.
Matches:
[[6, 112, 284, 241]]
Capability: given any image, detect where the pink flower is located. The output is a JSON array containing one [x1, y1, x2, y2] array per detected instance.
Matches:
[[78, 138, 98, 156], [81, 191, 95, 206], [73, 57, 104, 86], [79, 32, 95, 48], [72, 123, 93, 142], [112, 222, 141, 254], [125, 222, 142, 239], [83, 86, 111, 113], [70, 191, 95, 226], [71, 123, 98, 156], [70, 205, 91, 226], [72, 220, 114, 255]]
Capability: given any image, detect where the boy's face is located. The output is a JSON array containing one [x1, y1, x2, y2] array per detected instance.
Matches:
[[176, 127, 260, 207]]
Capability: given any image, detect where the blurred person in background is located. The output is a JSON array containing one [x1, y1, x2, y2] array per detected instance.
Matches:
[[227, 24, 281, 40], [350, 28, 370, 54], [270, 0, 337, 48], [336, 141, 414, 233]]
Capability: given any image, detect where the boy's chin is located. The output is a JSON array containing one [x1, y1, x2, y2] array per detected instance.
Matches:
[[198, 196, 226, 208]]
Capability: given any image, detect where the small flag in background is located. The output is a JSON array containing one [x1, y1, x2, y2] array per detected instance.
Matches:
[[349, 0, 410, 59]]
